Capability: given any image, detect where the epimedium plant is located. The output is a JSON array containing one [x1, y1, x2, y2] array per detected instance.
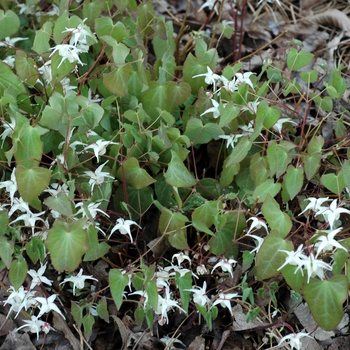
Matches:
[[0, 0, 349, 346]]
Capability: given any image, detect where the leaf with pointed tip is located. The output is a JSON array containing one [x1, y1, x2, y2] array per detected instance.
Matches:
[[44, 192, 74, 217], [287, 48, 314, 71], [167, 81, 191, 107], [84, 226, 110, 262], [321, 172, 345, 195], [110, 269, 129, 309], [226, 137, 252, 167], [303, 276, 348, 331], [262, 194, 292, 238], [9, 259, 27, 290], [169, 228, 189, 250], [116, 157, 156, 189], [252, 179, 281, 203], [283, 165, 303, 200], [0, 61, 26, 97], [164, 150, 196, 187], [0, 237, 14, 268], [256, 231, 293, 280], [103, 63, 132, 97], [46, 219, 88, 272], [15, 51, 40, 86], [15, 124, 47, 168], [0, 10, 19, 39], [184, 118, 224, 146], [16, 166, 51, 203]]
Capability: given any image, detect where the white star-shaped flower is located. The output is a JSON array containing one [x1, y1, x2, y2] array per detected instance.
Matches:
[[156, 286, 186, 325], [198, 0, 221, 14], [0, 167, 17, 205], [278, 332, 312, 350], [27, 263, 53, 289], [0, 36, 28, 47], [172, 252, 191, 266], [35, 294, 65, 319], [245, 233, 265, 254], [84, 139, 118, 162], [272, 117, 298, 133], [315, 199, 350, 230], [299, 197, 330, 216], [212, 292, 240, 316], [84, 161, 114, 193], [60, 268, 98, 295], [108, 218, 141, 242], [193, 66, 221, 91], [241, 100, 260, 114], [277, 245, 307, 273], [211, 258, 237, 278], [234, 72, 256, 90], [49, 44, 85, 69], [246, 217, 269, 235], [200, 99, 221, 119], [314, 227, 347, 257], [185, 281, 210, 306], [15, 316, 46, 340]]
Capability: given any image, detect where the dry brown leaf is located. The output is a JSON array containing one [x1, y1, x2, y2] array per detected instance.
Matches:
[[328, 336, 350, 350], [111, 315, 130, 349], [186, 335, 205, 350], [231, 304, 267, 331], [300, 0, 327, 11], [293, 302, 349, 341], [125, 331, 163, 350], [52, 312, 80, 350], [0, 330, 36, 350], [0, 314, 16, 337], [310, 9, 350, 32]]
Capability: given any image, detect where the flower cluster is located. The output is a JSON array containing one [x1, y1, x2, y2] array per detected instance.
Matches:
[[193, 66, 298, 149], [4, 264, 98, 339], [277, 197, 350, 283], [123, 251, 241, 325]]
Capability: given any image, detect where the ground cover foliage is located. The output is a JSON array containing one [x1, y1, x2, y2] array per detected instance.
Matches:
[[0, 0, 350, 349]]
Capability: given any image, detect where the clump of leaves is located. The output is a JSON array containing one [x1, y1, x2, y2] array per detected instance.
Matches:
[[0, 0, 349, 347]]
